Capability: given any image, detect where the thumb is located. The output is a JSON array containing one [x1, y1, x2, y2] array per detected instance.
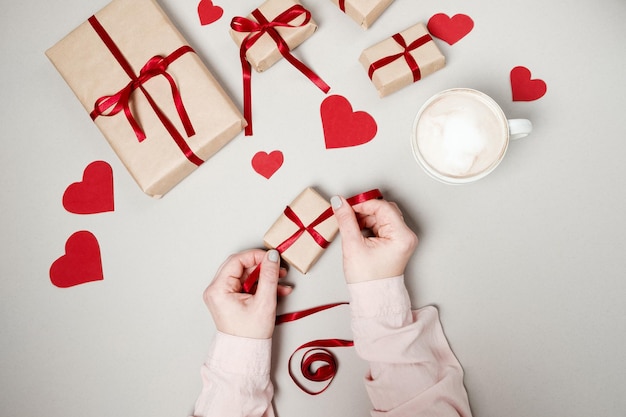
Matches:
[[331, 196, 363, 247], [254, 250, 281, 301]]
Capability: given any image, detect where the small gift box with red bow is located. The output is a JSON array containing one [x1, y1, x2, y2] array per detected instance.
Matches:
[[330, 0, 394, 29], [230, 0, 329, 135], [263, 187, 338, 274], [359, 22, 446, 97], [230, 0, 319, 72], [46, 0, 246, 198]]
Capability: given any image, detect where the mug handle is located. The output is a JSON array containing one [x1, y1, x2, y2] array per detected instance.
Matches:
[[508, 119, 532, 140]]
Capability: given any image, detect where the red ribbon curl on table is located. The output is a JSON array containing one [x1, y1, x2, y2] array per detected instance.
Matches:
[[368, 33, 433, 83], [231, 5, 330, 136], [88, 16, 203, 166], [338, 0, 346, 12], [276, 302, 353, 395], [242, 189, 383, 293]]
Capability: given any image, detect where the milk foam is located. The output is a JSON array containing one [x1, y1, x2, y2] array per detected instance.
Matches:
[[415, 92, 508, 178]]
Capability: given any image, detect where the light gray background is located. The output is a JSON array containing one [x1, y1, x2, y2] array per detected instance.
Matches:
[[2, 0, 625, 416]]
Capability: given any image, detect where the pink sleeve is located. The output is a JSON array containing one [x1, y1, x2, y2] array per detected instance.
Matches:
[[192, 331, 275, 417], [348, 276, 472, 417]]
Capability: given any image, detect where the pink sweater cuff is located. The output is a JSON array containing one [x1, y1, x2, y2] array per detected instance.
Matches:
[[347, 275, 411, 318], [207, 331, 272, 376]]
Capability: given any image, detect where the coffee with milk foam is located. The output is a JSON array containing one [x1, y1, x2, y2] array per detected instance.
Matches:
[[415, 91, 508, 179]]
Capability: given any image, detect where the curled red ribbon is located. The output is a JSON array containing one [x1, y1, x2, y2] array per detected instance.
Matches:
[[88, 16, 203, 166], [276, 302, 352, 395], [368, 33, 433, 83], [242, 189, 383, 293], [338, 0, 346, 12], [231, 5, 330, 136]]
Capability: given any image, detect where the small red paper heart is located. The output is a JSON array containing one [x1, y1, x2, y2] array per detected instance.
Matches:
[[427, 13, 474, 45], [63, 161, 114, 215], [198, 0, 224, 25], [252, 150, 284, 179], [321, 95, 377, 149], [510, 66, 547, 101], [50, 231, 104, 288]]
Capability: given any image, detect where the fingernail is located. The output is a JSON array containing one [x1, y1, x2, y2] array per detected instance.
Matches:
[[268, 249, 280, 262], [331, 196, 342, 209]]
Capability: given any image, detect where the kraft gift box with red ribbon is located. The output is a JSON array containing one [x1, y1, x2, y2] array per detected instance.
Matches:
[[359, 22, 446, 97], [230, 0, 319, 72], [263, 187, 338, 274], [330, 0, 394, 29], [46, 0, 246, 198], [230, 0, 330, 135]]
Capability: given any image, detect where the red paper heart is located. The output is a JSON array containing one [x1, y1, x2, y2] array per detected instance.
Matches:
[[427, 13, 474, 45], [510, 66, 547, 101], [50, 231, 104, 288], [198, 0, 224, 25], [63, 161, 114, 215], [320, 95, 377, 149], [252, 150, 284, 179]]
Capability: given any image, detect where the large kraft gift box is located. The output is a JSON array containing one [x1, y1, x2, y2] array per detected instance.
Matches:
[[330, 0, 394, 29], [359, 22, 445, 97], [46, 0, 246, 198], [229, 0, 318, 72], [264, 187, 338, 274]]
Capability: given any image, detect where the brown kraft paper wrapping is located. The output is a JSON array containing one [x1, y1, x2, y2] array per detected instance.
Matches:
[[330, 0, 394, 29], [263, 187, 338, 274], [46, 0, 246, 198], [359, 22, 446, 97], [230, 0, 318, 72]]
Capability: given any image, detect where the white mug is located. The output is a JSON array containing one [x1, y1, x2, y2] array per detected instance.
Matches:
[[411, 88, 532, 184]]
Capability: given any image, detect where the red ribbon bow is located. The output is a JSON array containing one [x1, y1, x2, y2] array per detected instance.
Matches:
[[368, 33, 433, 83], [88, 16, 203, 166], [242, 189, 383, 293], [276, 302, 353, 395], [231, 5, 330, 136]]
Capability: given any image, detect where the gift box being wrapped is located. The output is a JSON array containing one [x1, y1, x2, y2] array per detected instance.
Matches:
[[330, 0, 394, 29], [264, 187, 338, 274], [230, 0, 319, 72], [46, 0, 246, 198], [359, 22, 445, 97]]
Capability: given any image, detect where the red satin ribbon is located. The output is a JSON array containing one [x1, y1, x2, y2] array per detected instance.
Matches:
[[88, 16, 203, 166], [276, 302, 353, 395], [231, 5, 330, 136], [242, 189, 383, 293], [276, 205, 331, 253], [368, 33, 433, 83], [275, 301, 348, 324], [338, 0, 346, 12]]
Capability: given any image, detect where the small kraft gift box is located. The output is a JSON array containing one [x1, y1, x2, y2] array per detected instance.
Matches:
[[230, 0, 330, 135], [230, 0, 319, 72], [46, 0, 246, 198], [263, 187, 338, 274], [359, 22, 446, 97], [330, 0, 394, 29]]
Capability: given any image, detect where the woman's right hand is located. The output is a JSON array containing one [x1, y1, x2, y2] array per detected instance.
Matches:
[[331, 196, 418, 284]]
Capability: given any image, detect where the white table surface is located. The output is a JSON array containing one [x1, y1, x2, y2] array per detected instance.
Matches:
[[2, 0, 626, 416]]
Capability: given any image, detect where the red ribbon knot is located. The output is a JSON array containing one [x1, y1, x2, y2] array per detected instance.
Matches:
[[231, 5, 330, 136], [275, 205, 332, 253], [368, 33, 433, 83], [88, 16, 203, 166]]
